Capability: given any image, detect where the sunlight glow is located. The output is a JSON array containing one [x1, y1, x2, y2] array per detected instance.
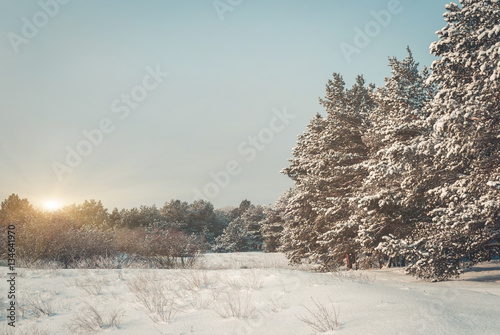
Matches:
[[44, 200, 62, 211]]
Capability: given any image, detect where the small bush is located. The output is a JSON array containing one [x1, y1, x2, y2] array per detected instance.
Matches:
[[212, 289, 255, 319], [20, 292, 55, 318], [67, 302, 124, 333], [179, 270, 214, 291], [127, 273, 182, 323], [264, 294, 287, 313], [296, 297, 339, 332], [74, 276, 108, 296]]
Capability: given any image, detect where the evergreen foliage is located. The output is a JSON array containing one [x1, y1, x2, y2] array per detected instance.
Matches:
[[280, 0, 500, 280]]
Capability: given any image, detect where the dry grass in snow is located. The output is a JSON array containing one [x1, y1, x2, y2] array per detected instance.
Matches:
[[1, 253, 498, 334]]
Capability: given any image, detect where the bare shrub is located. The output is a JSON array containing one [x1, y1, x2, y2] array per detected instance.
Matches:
[[74, 276, 108, 296], [176, 271, 217, 310], [17, 218, 117, 268], [127, 273, 182, 323], [142, 225, 202, 269], [13, 209, 203, 270], [212, 289, 255, 319], [264, 293, 287, 313], [115, 225, 203, 269], [21, 292, 55, 318], [113, 227, 148, 266], [16, 259, 59, 270], [67, 302, 124, 333], [219, 276, 243, 290], [296, 297, 339, 332], [74, 256, 117, 269], [179, 270, 213, 291]]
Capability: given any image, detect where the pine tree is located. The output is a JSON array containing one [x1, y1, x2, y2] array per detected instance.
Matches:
[[357, 48, 436, 268], [282, 74, 374, 270], [161, 199, 189, 226], [62, 199, 110, 228], [281, 114, 327, 265], [240, 204, 266, 250], [109, 207, 121, 226], [261, 189, 292, 252], [119, 207, 141, 228], [402, 0, 500, 280], [213, 218, 254, 252], [315, 75, 374, 270], [0, 194, 35, 227]]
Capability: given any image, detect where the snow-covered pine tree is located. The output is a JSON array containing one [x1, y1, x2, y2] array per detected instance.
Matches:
[[161, 199, 190, 226], [315, 75, 375, 270], [213, 217, 254, 252], [260, 188, 292, 252], [402, 0, 500, 280], [240, 204, 266, 250], [357, 48, 436, 268], [282, 74, 374, 270], [281, 114, 328, 265]]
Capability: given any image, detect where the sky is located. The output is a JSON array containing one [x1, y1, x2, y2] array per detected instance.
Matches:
[[0, 0, 451, 211]]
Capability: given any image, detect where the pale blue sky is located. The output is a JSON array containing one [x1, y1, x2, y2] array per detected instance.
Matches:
[[0, 0, 450, 210]]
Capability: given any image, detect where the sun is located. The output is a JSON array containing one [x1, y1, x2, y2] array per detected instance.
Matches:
[[43, 200, 62, 211]]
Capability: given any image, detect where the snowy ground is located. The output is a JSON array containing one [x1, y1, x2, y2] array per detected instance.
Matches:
[[1, 253, 499, 335]]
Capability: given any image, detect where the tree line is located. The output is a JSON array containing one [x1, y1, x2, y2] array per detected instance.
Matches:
[[274, 0, 499, 281], [0, 194, 277, 268]]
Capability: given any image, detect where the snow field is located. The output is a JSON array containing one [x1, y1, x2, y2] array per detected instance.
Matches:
[[1, 253, 499, 335]]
